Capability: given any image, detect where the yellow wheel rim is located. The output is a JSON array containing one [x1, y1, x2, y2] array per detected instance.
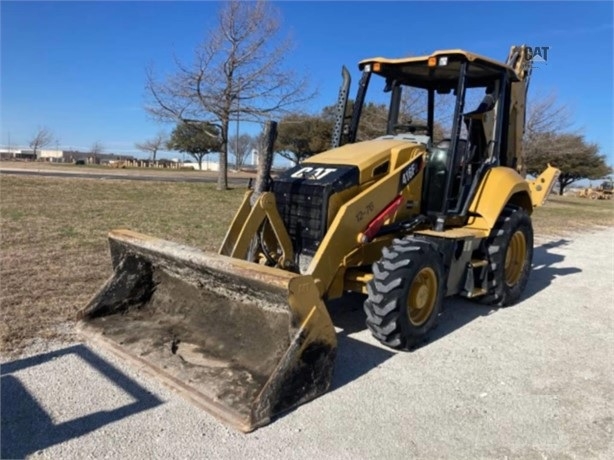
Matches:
[[504, 230, 527, 287], [407, 267, 438, 327]]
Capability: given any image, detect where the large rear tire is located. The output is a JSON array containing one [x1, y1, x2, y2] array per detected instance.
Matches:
[[364, 238, 444, 350], [480, 205, 534, 307]]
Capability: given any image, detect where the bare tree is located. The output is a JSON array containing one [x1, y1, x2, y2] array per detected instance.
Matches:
[[145, 0, 314, 190], [29, 127, 54, 159], [523, 92, 575, 175], [135, 132, 167, 162], [90, 141, 104, 156], [228, 133, 253, 170], [526, 92, 573, 138], [521, 92, 610, 193]]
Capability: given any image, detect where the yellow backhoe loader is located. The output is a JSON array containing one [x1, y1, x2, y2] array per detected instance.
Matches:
[[78, 45, 559, 432], [578, 180, 613, 200]]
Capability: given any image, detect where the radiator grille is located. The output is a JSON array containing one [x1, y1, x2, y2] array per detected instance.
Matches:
[[272, 182, 327, 255], [271, 163, 360, 257]]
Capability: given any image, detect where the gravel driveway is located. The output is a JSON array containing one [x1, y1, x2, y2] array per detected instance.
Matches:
[[2, 227, 612, 459]]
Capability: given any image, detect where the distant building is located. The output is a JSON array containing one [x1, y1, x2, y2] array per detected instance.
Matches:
[[0, 148, 20, 160], [0, 148, 36, 160], [39, 149, 64, 161], [0, 147, 136, 164]]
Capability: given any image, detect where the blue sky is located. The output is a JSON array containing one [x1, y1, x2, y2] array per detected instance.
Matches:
[[1, 1, 612, 165]]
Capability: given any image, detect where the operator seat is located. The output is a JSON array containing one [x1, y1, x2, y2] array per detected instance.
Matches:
[[423, 92, 496, 215], [463, 92, 495, 165]]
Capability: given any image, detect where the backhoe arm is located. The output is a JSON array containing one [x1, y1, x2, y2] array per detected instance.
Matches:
[[505, 45, 532, 174]]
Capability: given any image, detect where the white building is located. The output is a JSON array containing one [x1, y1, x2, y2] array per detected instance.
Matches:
[[39, 149, 64, 160]]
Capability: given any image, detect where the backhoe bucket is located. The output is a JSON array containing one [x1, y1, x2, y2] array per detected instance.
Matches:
[[77, 229, 337, 432]]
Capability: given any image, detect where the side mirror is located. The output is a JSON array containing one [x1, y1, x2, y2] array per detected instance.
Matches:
[[383, 78, 395, 93]]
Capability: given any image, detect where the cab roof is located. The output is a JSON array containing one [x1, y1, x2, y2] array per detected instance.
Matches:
[[358, 49, 519, 90]]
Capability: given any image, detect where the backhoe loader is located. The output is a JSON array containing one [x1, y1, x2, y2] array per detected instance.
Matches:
[[78, 45, 559, 432]]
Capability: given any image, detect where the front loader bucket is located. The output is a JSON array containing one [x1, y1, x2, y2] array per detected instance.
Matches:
[[77, 229, 337, 432]]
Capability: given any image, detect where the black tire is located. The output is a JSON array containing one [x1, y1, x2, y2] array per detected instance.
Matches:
[[479, 205, 534, 307], [363, 238, 444, 350]]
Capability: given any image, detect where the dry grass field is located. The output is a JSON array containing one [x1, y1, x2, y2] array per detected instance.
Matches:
[[1, 174, 612, 354], [0, 175, 245, 353], [0, 160, 259, 178], [531, 193, 614, 235]]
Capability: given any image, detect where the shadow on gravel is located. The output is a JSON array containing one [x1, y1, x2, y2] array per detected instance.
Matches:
[[524, 239, 582, 300], [321, 239, 582, 383], [327, 295, 397, 392], [323, 294, 490, 393], [0, 344, 162, 459], [268, 239, 583, 425], [434, 238, 582, 344]]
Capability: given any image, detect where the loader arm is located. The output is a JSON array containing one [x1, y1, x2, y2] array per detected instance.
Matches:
[[220, 191, 294, 267]]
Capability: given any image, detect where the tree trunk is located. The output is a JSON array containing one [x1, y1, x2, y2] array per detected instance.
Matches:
[[558, 175, 576, 196]]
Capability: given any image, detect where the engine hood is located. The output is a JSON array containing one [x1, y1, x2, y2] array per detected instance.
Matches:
[[303, 138, 425, 185]]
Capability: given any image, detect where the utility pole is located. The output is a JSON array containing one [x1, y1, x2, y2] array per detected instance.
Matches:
[[235, 77, 242, 171]]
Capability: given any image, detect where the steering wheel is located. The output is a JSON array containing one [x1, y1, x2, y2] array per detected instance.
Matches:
[[393, 124, 429, 134]]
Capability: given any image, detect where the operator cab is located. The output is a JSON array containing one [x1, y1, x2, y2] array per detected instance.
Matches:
[[338, 50, 519, 229]]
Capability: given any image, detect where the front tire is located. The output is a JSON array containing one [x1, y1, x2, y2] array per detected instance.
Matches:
[[364, 238, 444, 350], [480, 205, 534, 307]]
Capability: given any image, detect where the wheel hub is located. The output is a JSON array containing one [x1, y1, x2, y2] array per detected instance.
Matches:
[[504, 230, 527, 287], [407, 267, 437, 326], [415, 285, 430, 309]]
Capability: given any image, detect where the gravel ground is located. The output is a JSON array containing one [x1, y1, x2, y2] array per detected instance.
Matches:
[[1, 227, 612, 459]]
